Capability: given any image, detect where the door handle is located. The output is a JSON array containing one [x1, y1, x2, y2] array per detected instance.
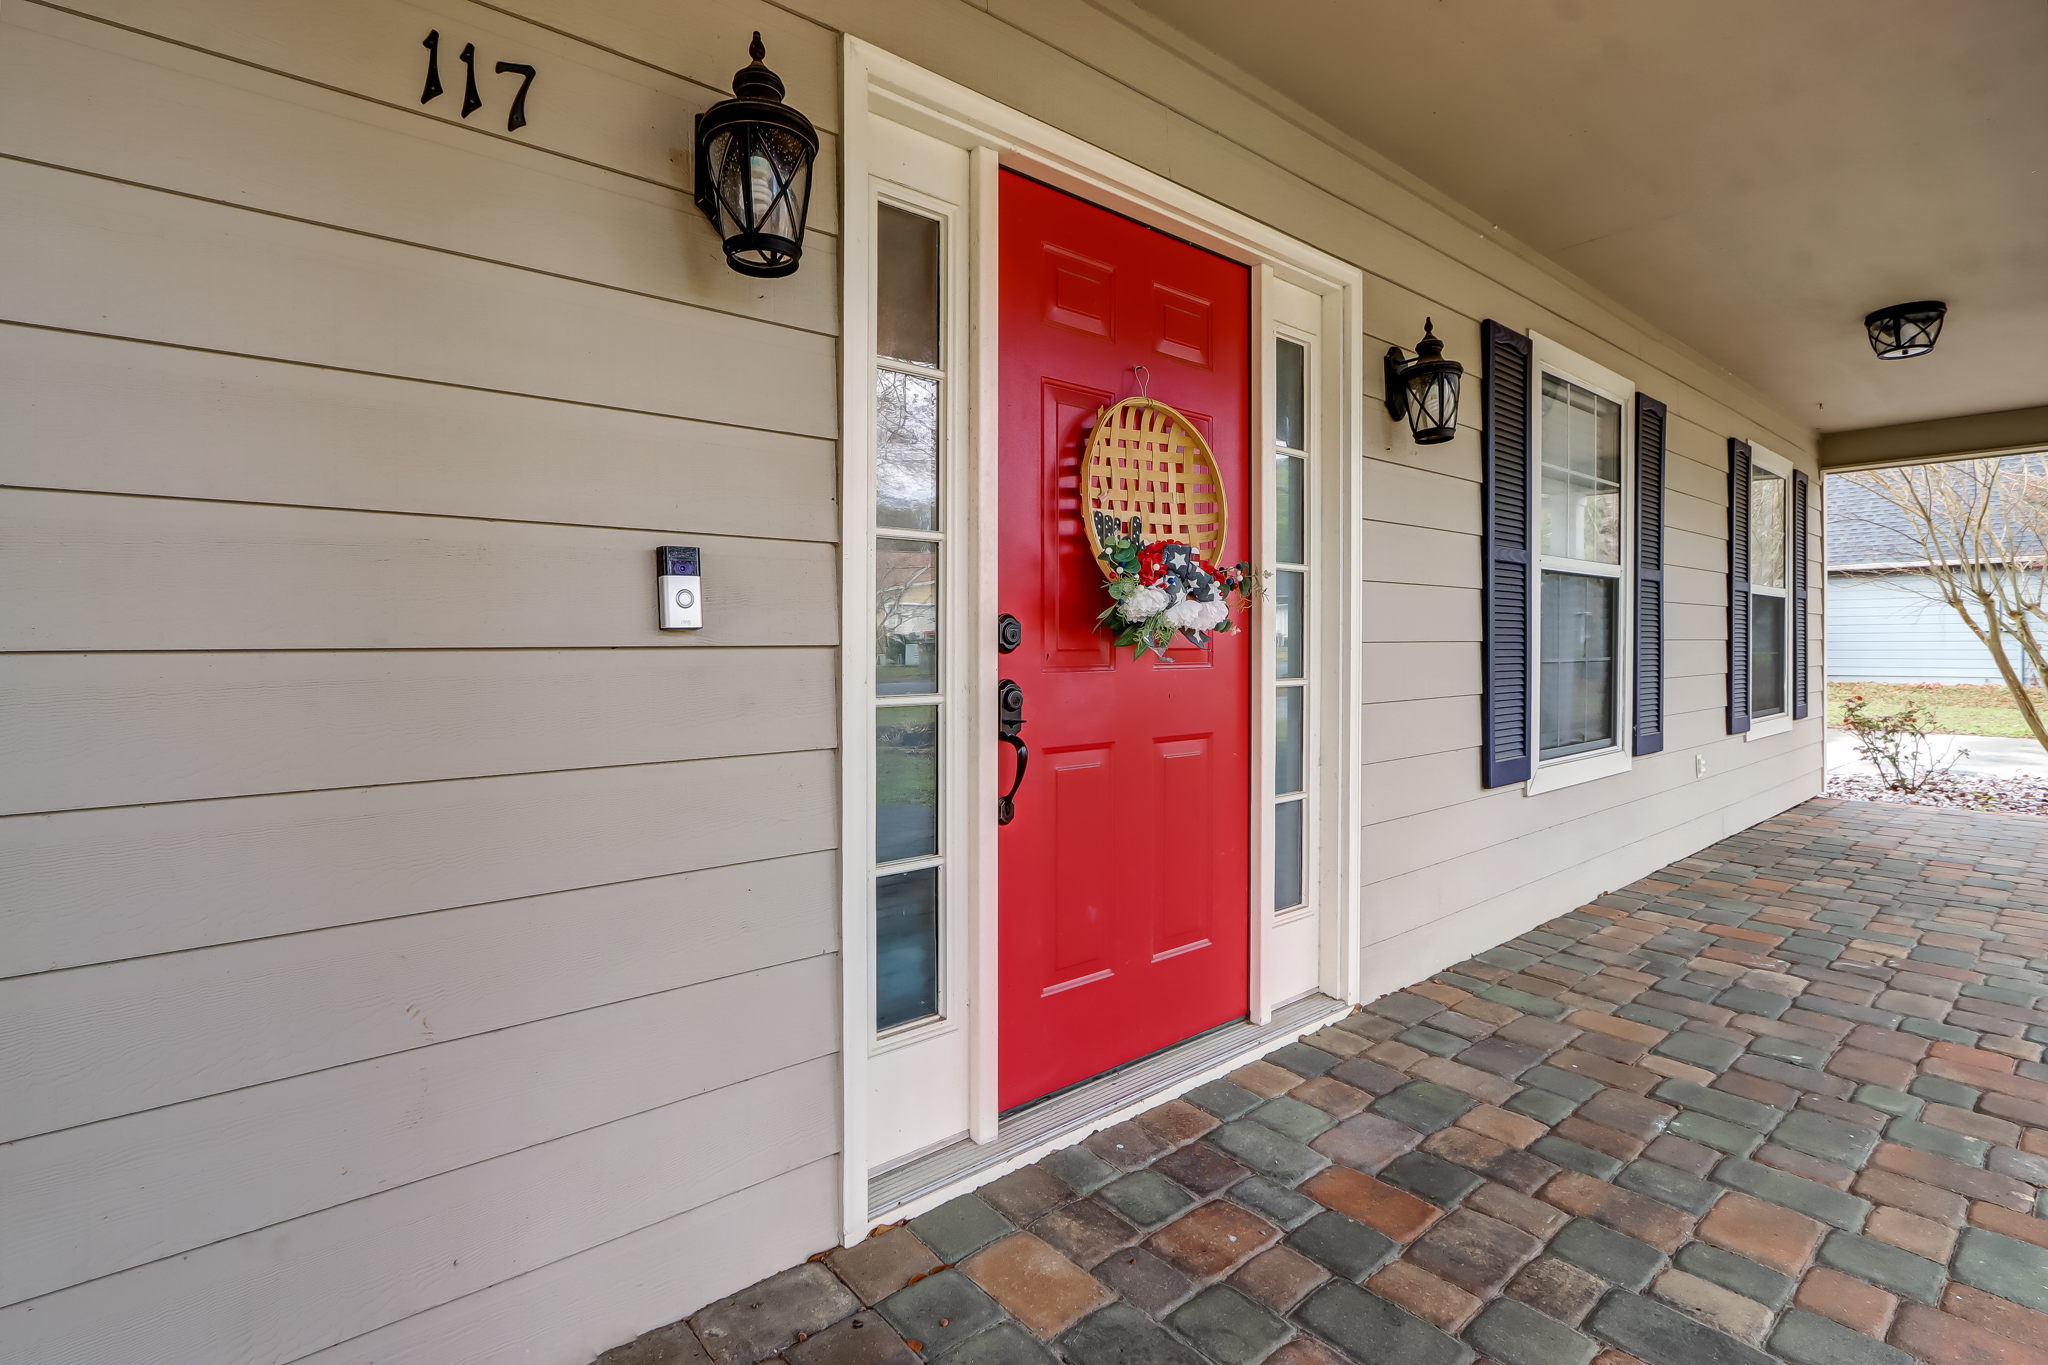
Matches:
[[997, 676, 1028, 825]]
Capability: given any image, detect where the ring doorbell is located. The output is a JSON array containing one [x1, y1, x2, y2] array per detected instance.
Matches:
[[657, 545, 703, 630]]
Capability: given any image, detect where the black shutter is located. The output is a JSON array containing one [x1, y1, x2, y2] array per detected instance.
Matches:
[[1481, 320, 1534, 787], [1727, 438, 1753, 734], [1633, 394, 1668, 756], [1792, 469, 1812, 720]]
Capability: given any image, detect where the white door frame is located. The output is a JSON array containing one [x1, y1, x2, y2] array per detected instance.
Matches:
[[838, 36, 1367, 1244]]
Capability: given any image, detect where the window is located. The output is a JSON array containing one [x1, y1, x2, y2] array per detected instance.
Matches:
[[1536, 372, 1626, 760], [872, 202, 945, 1033], [1272, 337, 1311, 913], [1523, 337, 1637, 794], [1748, 449, 1793, 727]]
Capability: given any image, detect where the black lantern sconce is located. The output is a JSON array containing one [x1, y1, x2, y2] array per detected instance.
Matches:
[[694, 33, 819, 278], [1383, 318, 1464, 445], [1864, 300, 1946, 359]]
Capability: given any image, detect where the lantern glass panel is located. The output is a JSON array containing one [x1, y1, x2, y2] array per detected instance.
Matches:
[[1420, 370, 1459, 429], [705, 122, 812, 273]]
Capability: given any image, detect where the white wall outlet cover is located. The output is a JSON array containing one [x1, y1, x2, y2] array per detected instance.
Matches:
[[1695, 754, 1708, 778]]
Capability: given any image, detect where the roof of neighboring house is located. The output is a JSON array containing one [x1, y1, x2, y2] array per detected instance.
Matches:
[[1825, 455, 2048, 572], [1825, 478, 1926, 569]]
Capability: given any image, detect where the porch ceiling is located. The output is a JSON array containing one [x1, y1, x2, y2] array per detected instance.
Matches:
[[1123, 0, 2048, 438]]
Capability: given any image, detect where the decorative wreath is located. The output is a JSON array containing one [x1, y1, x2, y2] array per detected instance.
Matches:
[[1080, 397, 1229, 579], [1093, 510, 1255, 658]]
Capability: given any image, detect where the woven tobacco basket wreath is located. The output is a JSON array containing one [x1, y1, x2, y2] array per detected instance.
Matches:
[[1080, 396, 1229, 580], [1081, 395, 1255, 658]]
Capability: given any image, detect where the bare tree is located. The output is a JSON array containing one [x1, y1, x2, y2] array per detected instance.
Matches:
[[1842, 456, 2048, 749]]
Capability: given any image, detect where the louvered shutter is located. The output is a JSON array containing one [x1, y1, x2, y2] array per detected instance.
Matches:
[[1792, 469, 1812, 720], [1633, 394, 1668, 756], [1727, 438, 1753, 734], [1481, 320, 1534, 787]]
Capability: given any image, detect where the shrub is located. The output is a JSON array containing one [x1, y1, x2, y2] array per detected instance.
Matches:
[[1838, 695, 1967, 793]]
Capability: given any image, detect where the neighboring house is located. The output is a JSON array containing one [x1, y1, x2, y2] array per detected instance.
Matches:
[[1825, 464, 2043, 685], [2, 5, 2042, 1365]]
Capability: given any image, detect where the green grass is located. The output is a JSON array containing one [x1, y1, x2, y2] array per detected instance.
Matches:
[[1826, 681, 2048, 740]]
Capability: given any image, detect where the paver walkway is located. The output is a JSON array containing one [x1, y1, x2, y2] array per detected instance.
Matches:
[[600, 798, 2048, 1365]]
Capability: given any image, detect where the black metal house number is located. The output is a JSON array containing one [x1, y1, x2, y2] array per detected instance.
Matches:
[[421, 30, 536, 132]]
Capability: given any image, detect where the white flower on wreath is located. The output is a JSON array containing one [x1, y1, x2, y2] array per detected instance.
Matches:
[[1118, 583, 1171, 621], [1163, 597, 1229, 632]]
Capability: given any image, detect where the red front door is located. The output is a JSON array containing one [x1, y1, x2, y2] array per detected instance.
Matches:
[[997, 172, 1252, 1111]]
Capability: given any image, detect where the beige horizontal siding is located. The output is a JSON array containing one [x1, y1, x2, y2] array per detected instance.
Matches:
[[44, 0, 845, 211], [0, 159, 836, 436], [1, 328, 838, 541], [3, 749, 836, 977], [1365, 524, 1482, 590], [297, 1159, 841, 1365], [1361, 756, 1822, 1002], [0, 491, 836, 651], [0, 9, 848, 1349], [2, 950, 834, 1304], [1363, 725, 1816, 897], [1364, 458, 1481, 533], [2, 6, 840, 330], [1361, 694, 1479, 764], [0, 1057, 840, 1365], [0, 648, 835, 813]]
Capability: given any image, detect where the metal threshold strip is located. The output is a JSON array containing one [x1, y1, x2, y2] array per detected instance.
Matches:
[[868, 992, 1346, 1221]]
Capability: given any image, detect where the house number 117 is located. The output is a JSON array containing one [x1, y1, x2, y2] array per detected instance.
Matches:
[[421, 30, 537, 132]]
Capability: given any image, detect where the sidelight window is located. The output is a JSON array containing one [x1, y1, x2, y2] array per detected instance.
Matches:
[[872, 202, 945, 1033], [1272, 337, 1311, 913]]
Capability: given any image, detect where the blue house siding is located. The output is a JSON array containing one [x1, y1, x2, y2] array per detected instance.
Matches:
[[1826, 571, 2038, 685]]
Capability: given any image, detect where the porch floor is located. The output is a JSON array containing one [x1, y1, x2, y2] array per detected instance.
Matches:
[[602, 798, 2048, 1365]]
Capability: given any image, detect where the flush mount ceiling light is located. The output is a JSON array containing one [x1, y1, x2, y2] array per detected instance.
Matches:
[[1864, 300, 1947, 359]]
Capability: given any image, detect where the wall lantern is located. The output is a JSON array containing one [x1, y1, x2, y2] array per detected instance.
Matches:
[[1864, 300, 1946, 359], [694, 33, 818, 278], [1383, 318, 1464, 445]]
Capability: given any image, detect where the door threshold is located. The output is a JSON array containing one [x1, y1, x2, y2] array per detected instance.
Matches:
[[866, 993, 1345, 1224]]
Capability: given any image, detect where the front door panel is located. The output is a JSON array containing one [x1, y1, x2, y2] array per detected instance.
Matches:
[[997, 171, 1252, 1111]]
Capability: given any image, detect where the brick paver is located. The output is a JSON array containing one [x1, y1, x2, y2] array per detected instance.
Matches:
[[598, 800, 2048, 1365]]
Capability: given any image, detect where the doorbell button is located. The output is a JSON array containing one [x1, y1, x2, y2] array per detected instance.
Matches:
[[656, 545, 702, 630]]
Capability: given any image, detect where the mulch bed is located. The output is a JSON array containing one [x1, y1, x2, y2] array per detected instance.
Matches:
[[1825, 771, 2048, 816]]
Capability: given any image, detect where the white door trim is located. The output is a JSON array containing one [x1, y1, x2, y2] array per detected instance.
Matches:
[[838, 36, 1367, 1245]]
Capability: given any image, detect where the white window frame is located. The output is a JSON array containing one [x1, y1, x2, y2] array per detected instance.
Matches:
[[867, 186, 967, 1050], [1268, 329, 1315, 923], [1261, 284, 1345, 1003], [1746, 443, 1796, 740], [1525, 334, 1637, 796], [839, 38, 1368, 1244]]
